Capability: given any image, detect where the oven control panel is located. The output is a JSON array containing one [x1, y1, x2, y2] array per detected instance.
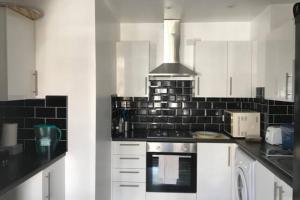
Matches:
[[147, 142, 197, 153]]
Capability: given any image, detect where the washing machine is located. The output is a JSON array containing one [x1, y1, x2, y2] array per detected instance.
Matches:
[[234, 148, 256, 200]]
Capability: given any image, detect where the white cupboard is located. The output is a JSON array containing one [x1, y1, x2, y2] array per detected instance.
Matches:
[[111, 141, 146, 200], [194, 41, 228, 97], [197, 143, 234, 200], [43, 157, 65, 200], [0, 8, 36, 101], [116, 41, 150, 97], [255, 162, 293, 200], [265, 20, 295, 102], [194, 41, 252, 98], [227, 41, 252, 97]]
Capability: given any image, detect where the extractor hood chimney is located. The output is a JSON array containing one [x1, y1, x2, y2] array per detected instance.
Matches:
[[149, 20, 196, 77]]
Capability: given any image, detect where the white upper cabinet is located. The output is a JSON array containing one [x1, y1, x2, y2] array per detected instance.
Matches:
[[265, 20, 295, 102], [227, 41, 252, 97], [194, 41, 228, 97], [194, 41, 252, 98], [0, 8, 36, 101], [116, 41, 150, 97]]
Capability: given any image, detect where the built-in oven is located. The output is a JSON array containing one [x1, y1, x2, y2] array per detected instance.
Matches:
[[146, 142, 197, 193]]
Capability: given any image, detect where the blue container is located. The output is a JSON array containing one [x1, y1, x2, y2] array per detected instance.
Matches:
[[280, 124, 294, 151]]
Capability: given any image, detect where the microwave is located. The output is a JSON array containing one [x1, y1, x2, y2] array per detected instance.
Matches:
[[224, 110, 260, 138]]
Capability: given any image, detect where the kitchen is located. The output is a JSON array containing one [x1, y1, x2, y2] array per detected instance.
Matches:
[[0, 0, 299, 200]]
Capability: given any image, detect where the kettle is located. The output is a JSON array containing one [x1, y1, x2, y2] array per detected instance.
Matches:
[[34, 124, 62, 157]]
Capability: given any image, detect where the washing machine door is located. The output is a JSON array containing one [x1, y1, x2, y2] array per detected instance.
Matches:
[[235, 167, 249, 200]]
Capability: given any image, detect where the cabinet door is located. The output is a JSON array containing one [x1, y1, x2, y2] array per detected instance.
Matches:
[[255, 162, 275, 200], [0, 172, 43, 200], [275, 178, 293, 200], [112, 182, 145, 200], [43, 157, 65, 200], [111, 141, 146, 156], [117, 41, 150, 97], [197, 143, 232, 200], [194, 41, 228, 97], [6, 9, 35, 100], [265, 20, 295, 102], [228, 41, 252, 97]]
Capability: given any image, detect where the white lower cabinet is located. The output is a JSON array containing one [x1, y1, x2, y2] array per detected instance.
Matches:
[[146, 192, 196, 200], [111, 141, 146, 200], [43, 157, 65, 200], [111, 155, 146, 169], [112, 169, 146, 182], [197, 143, 235, 200], [112, 182, 145, 200], [0, 157, 65, 200], [255, 161, 293, 200]]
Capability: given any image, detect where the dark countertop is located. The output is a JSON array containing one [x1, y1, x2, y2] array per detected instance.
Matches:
[[112, 133, 293, 187], [236, 140, 293, 187], [112, 130, 235, 143], [112, 136, 235, 143], [0, 152, 66, 197]]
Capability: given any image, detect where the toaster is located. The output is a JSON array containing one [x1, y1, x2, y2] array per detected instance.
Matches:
[[265, 126, 282, 145]]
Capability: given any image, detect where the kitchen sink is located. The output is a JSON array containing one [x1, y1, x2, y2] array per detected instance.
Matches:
[[192, 131, 230, 139], [264, 156, 293, 177]]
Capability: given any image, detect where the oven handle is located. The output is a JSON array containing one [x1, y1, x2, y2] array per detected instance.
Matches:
[[152, 155, 192, 158]]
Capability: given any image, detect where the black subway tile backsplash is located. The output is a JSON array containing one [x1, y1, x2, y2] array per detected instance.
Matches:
[[112, 84, 295, 137], [36, 108, 56, 118], [0, 96, 68, 152], [269, 106, 288, 114], [46, 96, 67, 107], [57, 108, 67, 118], [25, 99, 45, 107]]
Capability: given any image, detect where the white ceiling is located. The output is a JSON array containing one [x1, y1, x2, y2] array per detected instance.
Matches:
[[109, 0, 298, 22]]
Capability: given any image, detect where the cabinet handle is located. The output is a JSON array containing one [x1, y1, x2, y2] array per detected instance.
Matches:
[[120, 144, 140, 146], [197, 76, 200, 95], [227, 146, 231, 167], [45, 172, 51, 200], [119, 157, 140, 160], [285, 73, 293, 100], [238, 116, 241, 136], [230, 76, 233, 96], [145, 77, 148, 95], [33, 70, 38, 96], [274, 182, 278, 200], [278, 186, 284, 200], [119, 171, 140, 174], [119, 184, 139, 188]]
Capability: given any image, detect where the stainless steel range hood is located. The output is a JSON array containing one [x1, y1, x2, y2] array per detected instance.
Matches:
[[149, 20, 196, 77]]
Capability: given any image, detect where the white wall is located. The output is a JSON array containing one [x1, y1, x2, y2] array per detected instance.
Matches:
[[95, 0, 119, 200], [25, 0, 97, 199], [120, 22, 251, 70]]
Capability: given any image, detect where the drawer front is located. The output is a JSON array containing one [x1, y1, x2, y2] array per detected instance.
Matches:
[[112, 169, 146, 182], [112, 155, 146, 169], [112, 182, 145, 200], [112, 141, 146, 155]]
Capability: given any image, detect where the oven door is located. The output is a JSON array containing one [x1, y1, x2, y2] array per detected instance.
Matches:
[[224, 111, 232, 135], [146, 152, 197, 193]]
